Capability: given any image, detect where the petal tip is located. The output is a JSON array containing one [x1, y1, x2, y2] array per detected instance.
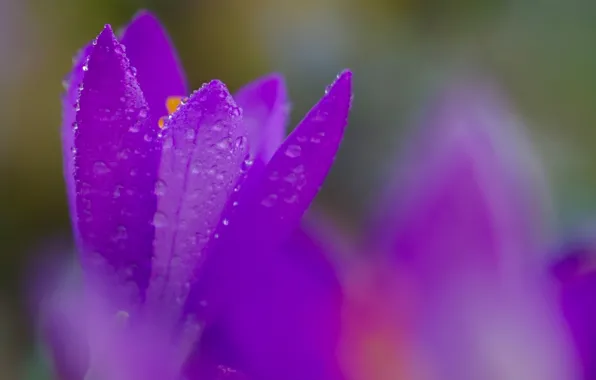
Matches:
[[128, 9, 161, 30], [332, 69, 353, 92], [95, 24, 118, 47]]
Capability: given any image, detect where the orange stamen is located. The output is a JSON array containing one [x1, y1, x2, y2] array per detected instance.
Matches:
[[158, 96, 184, 128]]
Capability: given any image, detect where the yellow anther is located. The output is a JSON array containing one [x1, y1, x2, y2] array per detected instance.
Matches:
[[158, 96, 184, 128], [166, 96, 183, 114]]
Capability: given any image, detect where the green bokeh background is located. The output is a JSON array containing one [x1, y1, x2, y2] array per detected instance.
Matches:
[[1, 0, 595, 376]]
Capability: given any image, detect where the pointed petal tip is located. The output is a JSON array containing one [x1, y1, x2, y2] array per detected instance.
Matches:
[[166, 79, 239, 128], [95, 24, 118, 46], [127, 9, 162, 31], [335, 69, 353, 86]]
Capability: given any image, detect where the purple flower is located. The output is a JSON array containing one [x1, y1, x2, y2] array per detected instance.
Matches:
[[344, 81, 580, 380], [51, 10, 352, 380]]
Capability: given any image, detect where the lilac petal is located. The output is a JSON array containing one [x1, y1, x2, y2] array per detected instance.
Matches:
[[234, 73, 290, 162], [74, 25, 160, 302], [184, 71, 351, 380], [370, 82, 548, 287], [147, 81, 247, 314], [120, 10, 188, 118], [62, 43, 93, 228]]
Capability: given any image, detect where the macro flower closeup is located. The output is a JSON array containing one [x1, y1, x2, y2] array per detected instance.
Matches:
[[45, 10, 352, 380]]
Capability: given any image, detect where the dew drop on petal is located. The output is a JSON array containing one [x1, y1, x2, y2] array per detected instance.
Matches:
[[93, 161, 110, 175], [186, 129, 196, 141], [155, 180, 167, 196], [261, 194, 278, 207], [285, 144, 302, 158], [153, 212, 168, 228]]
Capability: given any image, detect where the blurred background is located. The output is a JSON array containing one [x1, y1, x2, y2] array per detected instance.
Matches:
[[1, 0, 596, 377]]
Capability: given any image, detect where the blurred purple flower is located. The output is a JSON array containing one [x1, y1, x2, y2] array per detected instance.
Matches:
[[46, 10, 352, 380], [347, 81, 581, 380]]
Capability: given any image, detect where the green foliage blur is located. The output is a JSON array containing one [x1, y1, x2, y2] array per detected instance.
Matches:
[[1, 0, 596, 376]]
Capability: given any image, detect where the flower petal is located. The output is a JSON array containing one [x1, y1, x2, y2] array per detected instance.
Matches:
[[367, 82, 579, 380], [370, 82, 548, 287], [234, 73, 290, 162], [62, 43, 93, 229], [186, 70, 352, 380], [74, 25, 161, 302], [193, 223, 345, 380], [120, 10, 188, 118], [147, 80, 248, 315], [553, 240, 596, 380]]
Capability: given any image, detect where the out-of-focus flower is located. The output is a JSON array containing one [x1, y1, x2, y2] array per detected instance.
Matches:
[[42, 10, 352, 380], [342, 81, 580, 380]]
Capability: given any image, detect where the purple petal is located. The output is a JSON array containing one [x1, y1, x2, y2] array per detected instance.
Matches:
[[31, 254, 88, 380], [120, 10, 188, 118], [193, 224, 344, 380], [74, 25, 161, 302], [234, 73, 290, 162], [186, 71, 352, 380], [147, 81, 247, 314], [553, 241, 596, 380], [62, 43, 93, 231], [370, 82, 548, 287], [368, 82, 579, 380]]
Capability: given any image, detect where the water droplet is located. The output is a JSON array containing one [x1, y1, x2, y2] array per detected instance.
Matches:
[[138, 109, 148, 118], [119, 96, 126, 103], [269, 171, 280, 181], [232, 201, 239, 207], [143, 134, 152, 142], [186, 129, 196, 141], [216, 138, 231, 150], [261, 194, 278, 207], [284, 194, 298, 204], [115, 310, 129, 326], [285, 144, 302, 158], [222, 218, 229, 226], [155, 180, 167, 196], [153, 212, 168, 228], [115, 225, 127, 240], [241, 158, 254, 171], [82, 65, 89, 72], [214, 233, 220, 239], [113, 185, 123, 198], [129, 124, 140, 133], [234, 136, 247, 150], [284, 173, 298, 184], [296, 135, 307, 143], [93, 161, 110, 175], [293, 165, 305, 174]]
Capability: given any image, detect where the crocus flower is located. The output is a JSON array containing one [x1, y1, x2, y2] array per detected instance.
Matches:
[[342, 81, 580, 380], [49, 10, 352, 380]]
